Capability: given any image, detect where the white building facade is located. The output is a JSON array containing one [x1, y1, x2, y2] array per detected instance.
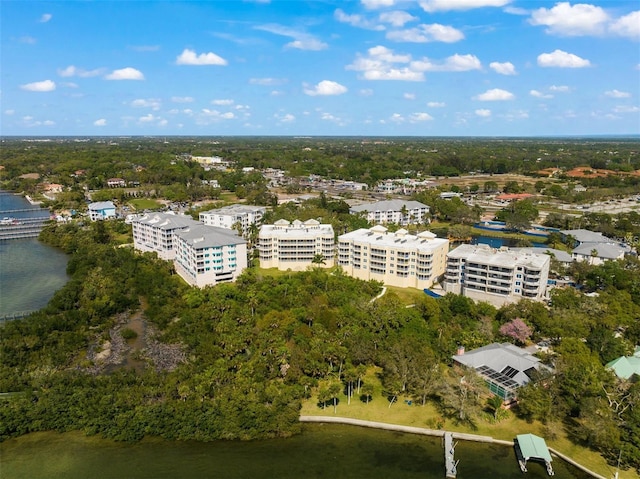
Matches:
[[444, 244, 550, 307], [199, 205, 266, 237], [173, 225, 247, 288], [337, 225, 449, 289], [132, 212, 195, 260], [258, 219, 335, 271], [349, 200, 429, 225]]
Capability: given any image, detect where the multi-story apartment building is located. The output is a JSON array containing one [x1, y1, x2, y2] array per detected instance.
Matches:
[[199, 205, 266, 237], [132, 212, 195, 260], [349, 200, 429, 225], [258, 219, 335, 271], [337, 225, 449, 289], [443, 244, 550, 307], [173, 224, 247, 288]]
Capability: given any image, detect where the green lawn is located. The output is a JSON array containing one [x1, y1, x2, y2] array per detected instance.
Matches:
[[300, 367, 638, 479], [383, 286, 427, 305], [128, 198, 163, 211]]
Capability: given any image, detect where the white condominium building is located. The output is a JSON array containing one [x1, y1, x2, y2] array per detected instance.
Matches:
[[349, 200, 430, 225], [132, 212, 195, 260], [337, 225, 449, 289], [199, 204, 266, 237], [258, 219, 335, 271], [444, 244, 550, 307], [174, 224, 247, 288]]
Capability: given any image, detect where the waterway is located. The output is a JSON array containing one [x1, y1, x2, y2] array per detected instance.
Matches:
[[0, 192, 69, 317], [0, 424, 593, 479]]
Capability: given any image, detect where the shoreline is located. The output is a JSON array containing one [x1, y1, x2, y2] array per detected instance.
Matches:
[[300, 415, 607, 479]]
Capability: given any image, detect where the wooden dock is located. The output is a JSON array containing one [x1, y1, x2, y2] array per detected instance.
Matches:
[[444, 432, 458, 478]]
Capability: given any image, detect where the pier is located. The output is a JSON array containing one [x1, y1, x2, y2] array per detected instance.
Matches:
[[0, 217, 50, 240], [444, 431, 458, 478]]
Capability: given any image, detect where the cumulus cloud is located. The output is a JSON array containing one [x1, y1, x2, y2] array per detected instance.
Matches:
[[475, 109, 492, 117], [254, 24, 328, 50], [249, 77, 286, 86], [409, 112, 434, 122], [361, 0, 396, 9], [304, 80, 348, 96], [57, 65, 105, 78], [105, 67, 145, 80], [605, 89, 631, 98], [427, 101, 446, 107], [334, 9, 385, 30], [530, 90, 553, 99], [387, 23, 464, 43], [379, 11, 417, 27], [549, 85, 570, 92], [171, 96, 194, 103], [529, 2, 609, 36], [130, 98, 161, 110], [609, 11, 640, 39], [347, 45, 424, 81], [537, 49, 591, 68], [20, 79, 56, 92], [411, 54, 482, 72], [404, 93, 416, 100], [613, 105, 640, 113], [94, 119, 107, 126], [420, 0, 511, 12], [275, 112, 296, 123], [39, 13, 52, 23], [474, 88, 514, 101], [176, 48, 228, 65], [212, 99, 235, 106], [490, 61, 516, 75]]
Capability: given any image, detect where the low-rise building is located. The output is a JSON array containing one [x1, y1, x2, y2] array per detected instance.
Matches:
[[88, 201, 116, 221], [349, 199, 430, 225], [199, 204, 266, 237], [174, 224, 247, 288], [258, 219, 335, 271], [606, 346, 640, 381], [337, 225, 449, 289], [444, 244, 550, 307]]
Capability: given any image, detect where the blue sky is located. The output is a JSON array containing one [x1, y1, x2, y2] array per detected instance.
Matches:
[[1, 0, 639, 136]]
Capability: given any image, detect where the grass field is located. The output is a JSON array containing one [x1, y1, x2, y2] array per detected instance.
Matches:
[[128, 198, 163, 211], [300, 367, 638, 479]]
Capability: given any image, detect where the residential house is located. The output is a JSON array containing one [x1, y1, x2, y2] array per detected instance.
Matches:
[[88, 201, 116, 221]]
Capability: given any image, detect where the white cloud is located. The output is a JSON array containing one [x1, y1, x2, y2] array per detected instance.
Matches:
[[139, 114, 159, 123], [176, 48, 228, 65], [270, 90, 285, 96], [61, 82, 78, 88], [390, 113, 405, 123], [379, 11, 417, 27], [39, 13, 52, 23], [411, 54, 481, 72], [475, 109, 492, 117], [529, 2, 609, 36], [20, 79, 56, 92], [212, 99, 235, 105], [254, 24, 328, 51], [304, 80, 348, 96], [347, 45, 424, 81], [361, 0, 396, 9], [130, 98, 161, 110], [360, 89, 374, 96], [105, 67, 145, 80], [197, 109, 236, 124], [94, 119, 107, 126], [537, 49, 591, 68], [5, 109, 15, 115], [404, 93, 416, 100], [409, 112, 434, 121], [549, 85, 570, 92], [334, 9, 385, 30], [19, 36, 36, 44], [490, 61, 516, 75], [275, 112, 296, 123], [605, 89, 631, 98], [474, 88, 514, 101], [530, 90, 553, 99], [420, 0, 511, 12], [250, 77, 285, 86], [171, 96, 194, 103], [609, 11, 640, 39], [387, 23, 464, 43], [57, 65, 104, 78], [503, 110, 529, 120], [42, 120, 55, 126], [427, 101, 446, 107], [613, 105, 640, 113]]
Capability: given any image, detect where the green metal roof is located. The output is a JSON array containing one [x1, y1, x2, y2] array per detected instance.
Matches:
[[606, 347, 640, 380], [516, 434, 552, 463]]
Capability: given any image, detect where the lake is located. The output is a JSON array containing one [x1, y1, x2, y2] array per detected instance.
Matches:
[[0, 424, 594, 479]]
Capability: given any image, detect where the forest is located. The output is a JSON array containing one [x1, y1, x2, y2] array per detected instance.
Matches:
[[1, 220, 640, 472]]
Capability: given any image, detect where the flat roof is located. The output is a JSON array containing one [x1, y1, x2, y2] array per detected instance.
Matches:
[[175, 224, 246, 248], [447, 244, 550, 270]]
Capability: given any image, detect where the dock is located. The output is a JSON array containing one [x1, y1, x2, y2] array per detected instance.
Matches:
[[515, 433, 554, 476], [444, 431, 458, 478]]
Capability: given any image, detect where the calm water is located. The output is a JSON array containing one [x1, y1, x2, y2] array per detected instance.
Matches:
[[0, 424, 593, 479], [0, 192, 69, 316]]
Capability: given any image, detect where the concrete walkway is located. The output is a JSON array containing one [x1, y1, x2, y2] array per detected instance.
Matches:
[[369, 286, 387, 303], [299, 416, 607, 479]]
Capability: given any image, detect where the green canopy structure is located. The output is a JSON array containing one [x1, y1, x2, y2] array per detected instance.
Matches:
[[515, 434, 554, 476]]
